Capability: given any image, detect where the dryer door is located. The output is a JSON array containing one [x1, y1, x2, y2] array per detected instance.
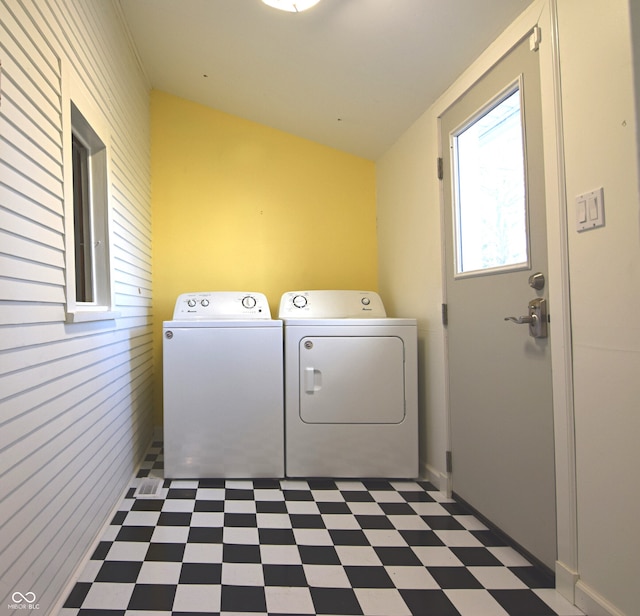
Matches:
[[299, 336, 405, 424]]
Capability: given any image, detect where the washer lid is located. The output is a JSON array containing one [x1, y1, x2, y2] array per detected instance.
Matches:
[[172, 292, 272, 320], [163, 318, 282, 328], [278, 290, 386, 319]]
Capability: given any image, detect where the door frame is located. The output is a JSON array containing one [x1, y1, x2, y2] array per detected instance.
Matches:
[[436, 0, 579, 602]]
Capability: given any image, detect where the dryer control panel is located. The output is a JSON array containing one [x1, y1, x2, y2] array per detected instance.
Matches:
[[173, 292, 271, 319], [279, 290, 386, 318]]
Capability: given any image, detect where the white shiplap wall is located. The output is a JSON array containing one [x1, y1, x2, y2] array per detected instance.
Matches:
[[0, 0, 153, 612]]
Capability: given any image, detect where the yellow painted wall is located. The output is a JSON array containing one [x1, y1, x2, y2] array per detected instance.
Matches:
[[151, 90, 378, 424]]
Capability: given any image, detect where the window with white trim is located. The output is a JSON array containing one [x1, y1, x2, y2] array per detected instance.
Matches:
[[63, 84, 118, 322]]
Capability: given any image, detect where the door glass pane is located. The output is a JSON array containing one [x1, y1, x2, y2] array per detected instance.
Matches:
[[453, 86, 528, 275]]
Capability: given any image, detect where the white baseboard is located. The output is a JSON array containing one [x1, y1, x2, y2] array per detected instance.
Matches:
[[425, 464, 451, 496], [575, 580, 626, 616], [555, 560, 579, 604]]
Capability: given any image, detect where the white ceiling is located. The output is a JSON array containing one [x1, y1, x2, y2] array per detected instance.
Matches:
[[119, 0, 535, 160]]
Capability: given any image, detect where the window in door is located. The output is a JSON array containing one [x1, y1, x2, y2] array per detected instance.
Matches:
[[452, 80, 529, 276]]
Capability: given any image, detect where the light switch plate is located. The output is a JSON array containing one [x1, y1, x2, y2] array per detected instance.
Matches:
[[576, 187, 605, 232]]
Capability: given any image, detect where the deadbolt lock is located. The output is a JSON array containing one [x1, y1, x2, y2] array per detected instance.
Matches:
[[528, 272, 545, 290]]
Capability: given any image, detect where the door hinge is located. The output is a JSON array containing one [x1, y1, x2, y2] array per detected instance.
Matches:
[[442, 303, 448, 326], [437, 157, 444, 180], [446, 450, 452, 473], [530, 25, 541, 52]]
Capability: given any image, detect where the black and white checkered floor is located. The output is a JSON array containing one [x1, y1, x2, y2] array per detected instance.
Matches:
[[60, 442, 582, 615]]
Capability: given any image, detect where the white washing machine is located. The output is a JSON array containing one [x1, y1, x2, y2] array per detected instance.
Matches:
[[163, 292, 283, 478], [279, 290, 418, 478]]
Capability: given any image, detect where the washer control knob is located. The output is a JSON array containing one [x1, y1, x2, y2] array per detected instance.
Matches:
[[242, 295, 257, 309], [292, 295, 307, 309], [187, 299, 197, 307], [361, 297, 371, 306], [201, 299, 209, 307]]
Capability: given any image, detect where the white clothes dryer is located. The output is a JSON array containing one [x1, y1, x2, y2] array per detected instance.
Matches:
[[279, 290, 418, 478], [163, 292, 283, 478]]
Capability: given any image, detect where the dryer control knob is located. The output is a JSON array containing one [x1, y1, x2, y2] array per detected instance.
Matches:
[[242, 295, 257, 309], [361, 297, 371, 306], [292, 295, 307, 308]]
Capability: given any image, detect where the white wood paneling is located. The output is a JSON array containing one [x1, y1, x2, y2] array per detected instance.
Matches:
[[0, 184, 64, 233], [0, 1, 153, 614], [0, 115, 62, 180], [0, 208, 64, 251], [0, 229, 65, 269]]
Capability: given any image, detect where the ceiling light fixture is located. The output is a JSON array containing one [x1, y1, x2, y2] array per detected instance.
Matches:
[[262, 0, 321, 13]]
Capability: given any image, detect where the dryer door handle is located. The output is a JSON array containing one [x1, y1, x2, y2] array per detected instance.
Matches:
[[304, 367, 322, 393]]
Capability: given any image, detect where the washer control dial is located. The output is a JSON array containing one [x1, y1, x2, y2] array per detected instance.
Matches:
[[201, 298, 209, 307], [242, 295, 257, 309], [187, 298, 197, 308]]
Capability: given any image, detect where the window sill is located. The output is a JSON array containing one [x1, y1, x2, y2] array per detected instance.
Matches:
[[65, 308, 121, 323]]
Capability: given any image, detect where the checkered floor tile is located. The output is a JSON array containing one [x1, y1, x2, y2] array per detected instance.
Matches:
[[60, 442, 583, 615]]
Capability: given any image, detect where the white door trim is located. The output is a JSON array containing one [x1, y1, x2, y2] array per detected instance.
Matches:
[[435, 0, 578, 602]]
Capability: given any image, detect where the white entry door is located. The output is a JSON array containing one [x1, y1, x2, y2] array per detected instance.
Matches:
[[441, 35, 556, 569]]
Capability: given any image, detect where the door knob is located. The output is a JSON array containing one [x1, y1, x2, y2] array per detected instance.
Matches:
[[505, 298, 548, 338]]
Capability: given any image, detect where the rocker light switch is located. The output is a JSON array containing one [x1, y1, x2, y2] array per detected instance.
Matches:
[[576, 187, 605, 232], [577, 198, 587, 224]]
